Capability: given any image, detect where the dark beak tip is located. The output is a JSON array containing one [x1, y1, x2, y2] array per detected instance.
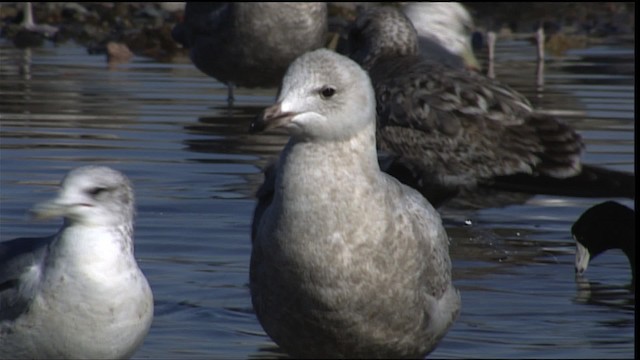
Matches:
[[249, 112, 266, 134]]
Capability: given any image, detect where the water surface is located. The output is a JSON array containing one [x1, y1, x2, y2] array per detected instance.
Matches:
[[0, 37, 634, 359]]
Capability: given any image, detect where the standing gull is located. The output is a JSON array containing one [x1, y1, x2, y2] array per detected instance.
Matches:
[[249, 49, 460, 358], [346, 6, 634, 207], [0, 166, 153, 359], [172, 2, 328, 104]]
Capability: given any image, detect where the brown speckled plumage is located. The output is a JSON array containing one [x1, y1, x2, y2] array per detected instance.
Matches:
[[347, 7, 595, 203]]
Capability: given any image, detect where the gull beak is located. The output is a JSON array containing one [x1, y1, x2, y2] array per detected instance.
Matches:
[[574, 237, 591, 275], [249, 103, 297, 134], [30, 198, 71, 220], [462, 48, 481, 71], [30, 191, 90, 220]]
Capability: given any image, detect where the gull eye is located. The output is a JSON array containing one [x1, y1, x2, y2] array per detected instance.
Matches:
[[320, 86, 336, 99], [87, 187, 108, 197]]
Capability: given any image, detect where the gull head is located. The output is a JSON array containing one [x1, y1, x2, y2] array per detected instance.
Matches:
[[31, 165, 135, 227], [347, 6, 419, 70], [250, 49, 376, 142]]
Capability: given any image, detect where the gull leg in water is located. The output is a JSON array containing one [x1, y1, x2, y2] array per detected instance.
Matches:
[[13, 2, 58, 47], [487, 31, 496, 79]]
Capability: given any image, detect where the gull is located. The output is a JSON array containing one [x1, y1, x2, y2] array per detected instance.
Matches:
[[172, 2, 328, 105], [249, 48, 460, 358], [346, 6, 634, 207], [0, 166, 153, 359]]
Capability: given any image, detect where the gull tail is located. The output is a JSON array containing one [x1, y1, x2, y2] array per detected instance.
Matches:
[[487, 165, 635, 199]]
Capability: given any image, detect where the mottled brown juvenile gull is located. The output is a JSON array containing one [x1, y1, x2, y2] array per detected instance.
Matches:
[[572, 201, 635, 284], [172, 2, 328, 104], [0, 166, 153, 359], [401, 2, 479, 70], [347, 6, 634, 206], [249, 48, 460, 359]]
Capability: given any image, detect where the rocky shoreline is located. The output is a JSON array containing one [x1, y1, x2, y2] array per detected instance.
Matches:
[[1, 2, 186, 61], [0, 2, 634, 64]]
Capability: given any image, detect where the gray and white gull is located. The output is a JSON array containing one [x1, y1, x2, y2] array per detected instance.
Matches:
[[0, 166, 153, 359], [249, 49, 460, 358], [172, 2, 328, 104], [346, 6, 634, 206]]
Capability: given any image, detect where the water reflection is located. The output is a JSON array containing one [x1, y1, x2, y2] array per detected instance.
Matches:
[[574, 275, 635, 311], [182, 106, 287, 200]]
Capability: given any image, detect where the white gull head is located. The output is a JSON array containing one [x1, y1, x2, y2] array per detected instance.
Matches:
[[251, 49, 376, 142]]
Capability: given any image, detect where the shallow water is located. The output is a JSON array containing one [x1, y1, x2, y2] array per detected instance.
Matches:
[[0, 36, 634, 359]]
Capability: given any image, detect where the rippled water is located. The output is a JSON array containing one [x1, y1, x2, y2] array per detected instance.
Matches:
[[0, 36, 634, 359]]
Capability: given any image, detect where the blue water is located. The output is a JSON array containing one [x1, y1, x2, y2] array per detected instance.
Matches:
[[0, 37, 634, 359]]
